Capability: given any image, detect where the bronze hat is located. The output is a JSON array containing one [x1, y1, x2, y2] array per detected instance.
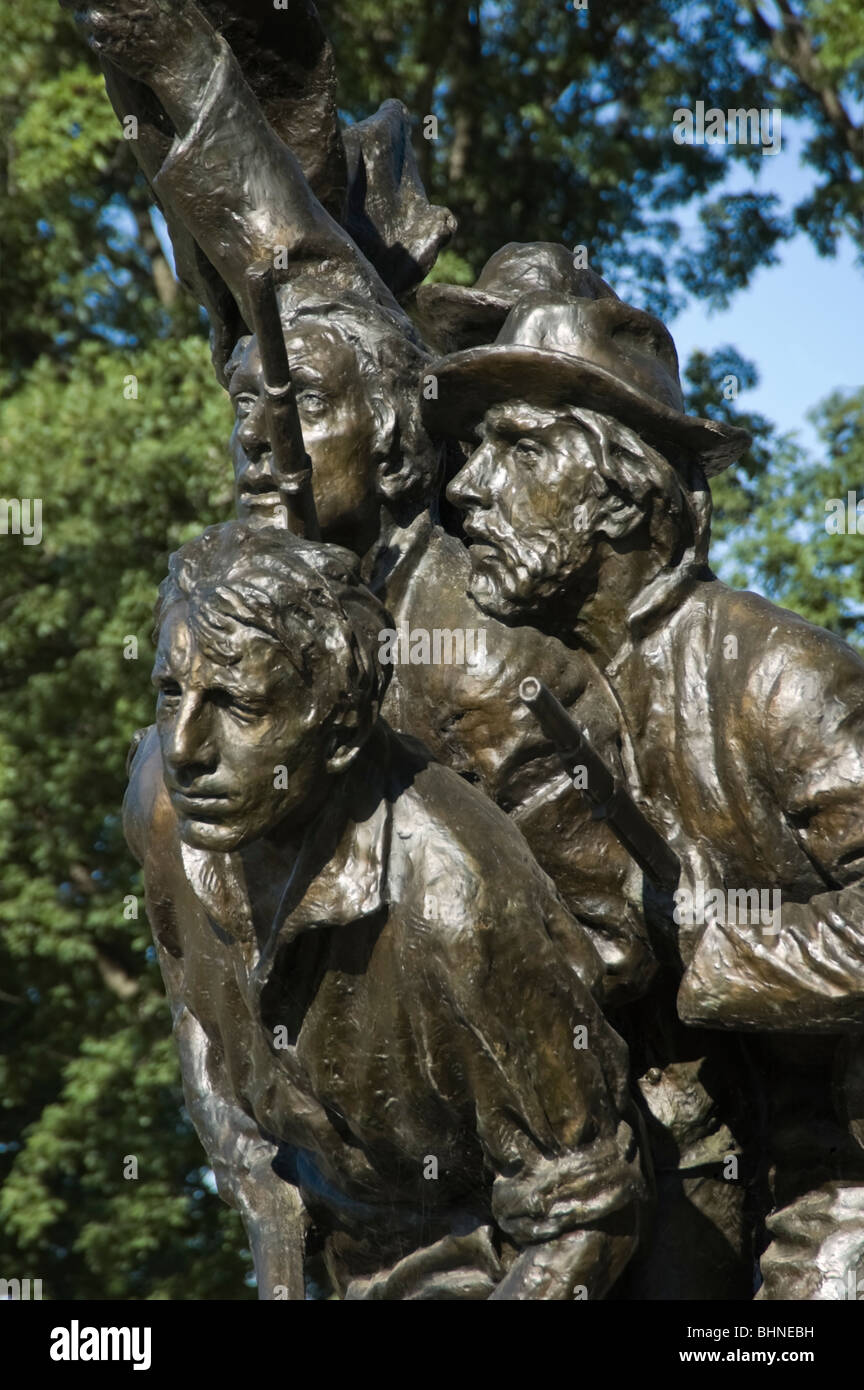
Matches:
[[413, 241, 618, 353], [422, 290, 750, 476]]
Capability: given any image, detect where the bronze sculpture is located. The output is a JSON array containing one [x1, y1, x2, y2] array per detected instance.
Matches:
[[126, 522, 647, 1299], [433, 290, 864, 1300], [65, 0, 864, 1300]]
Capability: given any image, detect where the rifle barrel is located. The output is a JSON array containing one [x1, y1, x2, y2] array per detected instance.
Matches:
[[519, 676, 679, 893], [245, 261, 318, 539]]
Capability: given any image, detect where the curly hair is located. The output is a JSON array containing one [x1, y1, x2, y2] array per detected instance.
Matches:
[[154, 522, 393, 740]]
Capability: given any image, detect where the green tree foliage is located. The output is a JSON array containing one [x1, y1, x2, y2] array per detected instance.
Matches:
[[0, 1, 199, 383], [0, 0, 861, 1299], [323, 0, 792, 315], [724, 389, 864, 645], [684, 350, 864, 650], [739, 0, 864, 261], [0, 340, 249, 1298]]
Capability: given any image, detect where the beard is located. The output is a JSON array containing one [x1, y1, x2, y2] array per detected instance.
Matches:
[[466, 523, 585, 626]]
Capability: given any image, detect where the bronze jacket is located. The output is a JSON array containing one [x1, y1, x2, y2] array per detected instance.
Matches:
[[590, 566, 864, 1022], [127, 513, 655, 1005], [377, 513, 653, 1003], [124, 722, 646, 1299], [595, 564, 864, 1171]]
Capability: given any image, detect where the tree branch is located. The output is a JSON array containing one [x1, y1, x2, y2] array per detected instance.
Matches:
[[742, 0, 864, 166]]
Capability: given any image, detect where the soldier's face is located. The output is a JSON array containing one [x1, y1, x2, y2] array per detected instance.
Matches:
[[446, 403, 602, 618], [153, 603, 323, 852], [228, 323, 380, 550]]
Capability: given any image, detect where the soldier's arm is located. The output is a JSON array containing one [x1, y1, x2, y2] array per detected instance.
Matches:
[[66, 0, 398, 325], [679, 639, 864, 1031], [678, 885, 864, 1030], [150, 924, 308, 1299], [123, 737, 308, 1298], [63, 0, 220, 132], [172, 1003, 308, 1300], [440, 876, 647, 1300]]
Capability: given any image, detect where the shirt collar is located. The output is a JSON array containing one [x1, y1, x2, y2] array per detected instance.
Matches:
[[180, 733, 393, 967], [607, 561, 709, 680], [365, 510, 435, 611]]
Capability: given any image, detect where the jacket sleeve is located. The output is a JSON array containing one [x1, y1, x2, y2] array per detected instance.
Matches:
[[151, 35, 402, 330], [125, 757, 308, 1299], [170, 1000, 308, 1299], [432, 865, 648, 1297], [679, 632, 864, 1031]]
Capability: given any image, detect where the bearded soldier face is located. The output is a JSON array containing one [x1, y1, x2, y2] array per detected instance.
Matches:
[[446, 401, 609, 620]]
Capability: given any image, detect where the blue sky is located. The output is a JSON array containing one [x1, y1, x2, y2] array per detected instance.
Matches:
[[668, 120, 863, 455]]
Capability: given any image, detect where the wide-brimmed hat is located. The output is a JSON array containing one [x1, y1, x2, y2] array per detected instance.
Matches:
[[413, 242, 618, 353], [422, 290, 750, 476]]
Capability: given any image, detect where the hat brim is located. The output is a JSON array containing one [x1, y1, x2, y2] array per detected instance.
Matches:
[[413, 284, 511, 352], [423, 345, 750, 476]]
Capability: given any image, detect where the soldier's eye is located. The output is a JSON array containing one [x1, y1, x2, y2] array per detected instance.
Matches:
[[515, 437, 542, 459], [209, 689, 261, 719], [233, 394, 257, 420], [298, 389, 328, 416]]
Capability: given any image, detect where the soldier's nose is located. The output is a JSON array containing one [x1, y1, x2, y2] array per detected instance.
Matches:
[[447, 446, 493, 510], [237, 451, 277, 493], [165, 697, 217, 780], [236, 399, 270, 462]]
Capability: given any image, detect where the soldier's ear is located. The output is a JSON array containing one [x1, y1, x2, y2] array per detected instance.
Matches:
[[595, 491, 643, 541], [371, 397, 398, 456], [324, 706, 375, 776], [373, 400, 413, 502]]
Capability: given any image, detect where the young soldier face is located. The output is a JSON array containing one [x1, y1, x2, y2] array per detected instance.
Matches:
[[152, 602, 324, 852], [228, 321, 382, 553]]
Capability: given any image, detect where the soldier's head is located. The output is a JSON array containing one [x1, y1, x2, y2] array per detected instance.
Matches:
[[446, 402, 711, 622], [226, 293, 441, 556], [425, 291, 748, 626], [152, 522, 392, 852]]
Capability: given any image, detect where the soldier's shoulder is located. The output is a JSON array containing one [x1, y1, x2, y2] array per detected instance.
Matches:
[[386, 738, 603, 999], [703, 581, 864, 679], [388, 735, 556, 918], [122, 724, 173, 864]]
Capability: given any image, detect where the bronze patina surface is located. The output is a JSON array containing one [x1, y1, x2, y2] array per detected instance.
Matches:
[[66, 0, 864, 1300]]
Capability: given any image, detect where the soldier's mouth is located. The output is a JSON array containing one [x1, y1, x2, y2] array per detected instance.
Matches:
[[240, 491, 282, 511], [469, 542, 502, 565], [171, 790, 234, 819], [464, 526, 512, 566]]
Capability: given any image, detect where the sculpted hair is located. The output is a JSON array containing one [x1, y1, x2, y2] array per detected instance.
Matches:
[[563, 406, 712, 567], [154, 522, 393, 737]]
